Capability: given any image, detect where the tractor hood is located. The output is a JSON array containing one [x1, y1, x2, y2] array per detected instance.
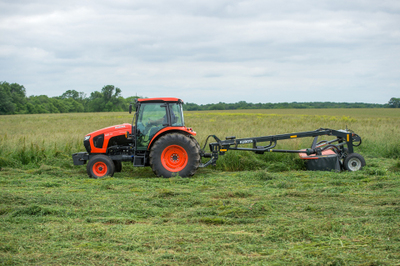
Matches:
[[84, 123, 133, 154], [86, 123, 132, 138]]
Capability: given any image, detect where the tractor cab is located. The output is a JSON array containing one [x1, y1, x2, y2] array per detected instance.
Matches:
[[130, 98, 196, 151], [124, 97, 198, 173], [134, 98, 185, 150]]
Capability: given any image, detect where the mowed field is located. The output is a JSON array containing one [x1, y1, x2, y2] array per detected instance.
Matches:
[[1, 108, 400, 265]]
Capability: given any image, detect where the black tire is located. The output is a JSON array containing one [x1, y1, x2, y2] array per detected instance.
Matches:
[[190, 136, 201, 151], [87, 154, 115, 178], [113, 160, 122, 172], [149, 133, 200, 178], [343, 153, 366, 171]]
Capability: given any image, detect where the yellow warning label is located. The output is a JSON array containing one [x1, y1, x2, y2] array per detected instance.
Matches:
[[290, 135, 297, 138], [220, 149, 227, 152]]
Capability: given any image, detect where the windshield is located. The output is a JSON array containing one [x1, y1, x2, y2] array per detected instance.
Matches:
[[137, 103, 167, 126]]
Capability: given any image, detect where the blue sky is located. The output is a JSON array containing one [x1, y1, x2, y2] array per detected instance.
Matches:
[[1, 0, 399, 104]]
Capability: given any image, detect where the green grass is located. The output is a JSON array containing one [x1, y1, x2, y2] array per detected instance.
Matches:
[[1, 161, 399, 265], [0, 109, 400, 265]]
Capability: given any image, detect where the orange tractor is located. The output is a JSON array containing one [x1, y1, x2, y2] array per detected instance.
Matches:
[[72, 97, 365, 178]]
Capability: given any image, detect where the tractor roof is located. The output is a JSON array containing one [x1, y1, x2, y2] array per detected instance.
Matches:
[[137, 97, 183, 103]]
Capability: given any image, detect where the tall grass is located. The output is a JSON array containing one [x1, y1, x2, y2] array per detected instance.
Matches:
[[0, 113, 128, 168], [0, 109, 399, 169], [187, 110, 400, 159]]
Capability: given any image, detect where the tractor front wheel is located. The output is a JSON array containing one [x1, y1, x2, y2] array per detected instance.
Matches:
[[150, 133, 200, 178], [87, 155, 115, 178]]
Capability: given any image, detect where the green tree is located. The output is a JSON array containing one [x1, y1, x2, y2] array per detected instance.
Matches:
[[102, 85, 124, 112], [209, 102, 226, 110], [9, 83, 27, 113], [27, 95, 51, 114], [0, 83, 16, 114], [388, 97, 400, 108], [66, 98, 84, 112], [87, 91, 105, 112], [87, 85, 124, 112], [60, 90, 85, 101], [0, 82, 28, 114]]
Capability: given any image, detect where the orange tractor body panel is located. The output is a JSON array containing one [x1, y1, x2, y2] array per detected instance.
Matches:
[[85, 123, 132, 154]]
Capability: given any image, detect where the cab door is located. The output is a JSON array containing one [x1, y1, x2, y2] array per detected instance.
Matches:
[[135, 103, 168, 150]]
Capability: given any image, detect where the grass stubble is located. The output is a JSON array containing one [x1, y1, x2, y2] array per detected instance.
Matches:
[[0, 109, 399, 265]]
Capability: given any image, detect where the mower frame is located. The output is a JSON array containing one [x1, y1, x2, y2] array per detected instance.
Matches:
[[200, 128, 362, 168]]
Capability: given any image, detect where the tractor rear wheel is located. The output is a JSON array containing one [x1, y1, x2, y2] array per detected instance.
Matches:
[[87, 154, 115, 178], [343, 153, 366, 171], [149, 133, 200, 178]]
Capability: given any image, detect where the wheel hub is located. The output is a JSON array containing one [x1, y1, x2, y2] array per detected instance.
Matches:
[[161, 145, 188, 172], [93, 162, 107, 177], [348, 158, 361, 171]]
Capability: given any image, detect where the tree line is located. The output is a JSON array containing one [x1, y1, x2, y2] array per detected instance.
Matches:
[[0, 82, 137, 115], [186, 97, 398, 110], [0, 81, 399, 115], [184, 101, 391, 111]]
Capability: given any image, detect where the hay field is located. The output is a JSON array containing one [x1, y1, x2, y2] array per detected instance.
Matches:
[[1, 109, 400, 265]]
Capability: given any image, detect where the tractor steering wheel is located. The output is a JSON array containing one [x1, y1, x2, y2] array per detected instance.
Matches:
[[146, 118, 155, 127], [144, 118, 155, 135]]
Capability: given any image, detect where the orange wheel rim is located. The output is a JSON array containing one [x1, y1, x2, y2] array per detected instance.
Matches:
[[161, 145, 188, 172], [93, 162, 108, 177]]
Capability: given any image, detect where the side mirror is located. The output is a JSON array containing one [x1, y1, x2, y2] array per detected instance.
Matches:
[[129, 104, 132, 114]]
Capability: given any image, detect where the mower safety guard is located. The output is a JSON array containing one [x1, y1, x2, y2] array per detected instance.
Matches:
[[199, 128, 362, 168]]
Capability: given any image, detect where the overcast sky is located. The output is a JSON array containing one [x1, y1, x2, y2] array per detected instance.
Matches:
[[1, 0, 399, 104]]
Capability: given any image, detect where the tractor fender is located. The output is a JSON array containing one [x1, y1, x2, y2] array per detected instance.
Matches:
[[147, 127, 196, 150]]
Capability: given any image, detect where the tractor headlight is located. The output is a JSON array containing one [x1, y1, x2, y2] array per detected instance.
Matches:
[[84, 135, 91, 141]]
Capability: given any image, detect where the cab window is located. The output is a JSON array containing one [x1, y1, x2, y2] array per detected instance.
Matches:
[[168, 103, 184, 127]]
